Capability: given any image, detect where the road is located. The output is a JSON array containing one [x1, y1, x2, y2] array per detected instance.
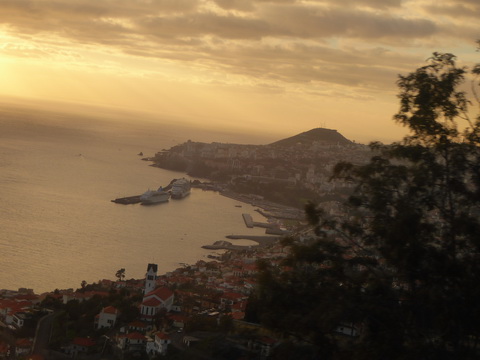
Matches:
[[32, 311, 61, 356]]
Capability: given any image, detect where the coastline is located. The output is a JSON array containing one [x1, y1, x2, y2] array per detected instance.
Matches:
[[202, 235, 280, 251]]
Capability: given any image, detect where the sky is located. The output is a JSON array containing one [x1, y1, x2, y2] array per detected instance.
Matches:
[[0, 0, 478, 144]]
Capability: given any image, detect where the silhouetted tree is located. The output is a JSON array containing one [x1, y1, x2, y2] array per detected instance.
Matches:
[[256, 52, 480, 359], [115, 268, 126, 282]]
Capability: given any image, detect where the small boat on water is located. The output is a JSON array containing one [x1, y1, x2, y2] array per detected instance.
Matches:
[[171, 178, 191, 199], [140, 187, 170, 205]]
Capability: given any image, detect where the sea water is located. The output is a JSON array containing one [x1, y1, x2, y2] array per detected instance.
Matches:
[[0, 103, 273, 293]]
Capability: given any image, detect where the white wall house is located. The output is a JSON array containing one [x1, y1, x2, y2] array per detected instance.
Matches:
[[117, 332, 147, 351], [146, 331, 171, 356], [95, 306, 119, 329]]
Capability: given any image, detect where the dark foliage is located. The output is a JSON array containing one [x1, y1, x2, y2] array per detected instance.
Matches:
[[255, 52, 480, 359]]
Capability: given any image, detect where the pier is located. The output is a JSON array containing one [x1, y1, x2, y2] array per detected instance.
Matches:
[[242, 213, 254, 228], [202, 235, 280, 250], [242, 213, 289, 235]]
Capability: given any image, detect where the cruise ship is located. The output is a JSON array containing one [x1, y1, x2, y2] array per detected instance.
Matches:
[[170, 178, 191, 199], [140, 187, 170, 205]]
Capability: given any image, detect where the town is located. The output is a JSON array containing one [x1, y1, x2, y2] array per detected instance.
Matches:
[[0, 244, 313, 359], [149, 128, 372, 209], [0, 128, 370, 359]]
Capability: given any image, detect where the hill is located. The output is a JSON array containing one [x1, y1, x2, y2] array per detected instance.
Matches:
[[269, 128, 353, 147]]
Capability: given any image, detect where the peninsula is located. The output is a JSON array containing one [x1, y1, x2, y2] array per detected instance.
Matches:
[[148, 128, 371, 209]]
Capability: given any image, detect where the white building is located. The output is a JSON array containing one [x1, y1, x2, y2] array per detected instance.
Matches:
[[95, 306, 119, 329], [144, 263, 158, 295], [146, 331, 171, 356], [116, 332, 147, 351], [140, 287, 174, 320]]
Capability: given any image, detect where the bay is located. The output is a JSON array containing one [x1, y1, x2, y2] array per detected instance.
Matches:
[[0, 103, 273, 293]]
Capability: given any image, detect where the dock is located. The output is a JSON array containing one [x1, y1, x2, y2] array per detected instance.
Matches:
[[242, 213, 254, 228], [202, 235, 280, 250], [242, 213, 289, 235]]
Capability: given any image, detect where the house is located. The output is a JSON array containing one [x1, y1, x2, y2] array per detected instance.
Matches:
[[15, 338, 33, 358], [254, 336, 277, 358], [146, 331, 171, 356], [95, 306, 119, 329], [127, 320, 148, 333], [220, 292, 248, 310], [0, 341, 9, 358], [12, 311, 34, 329], [168, 313, 188, 329], [62, 337, 96, 357], [0, 299, 33, 321], [140, 287, 174, 321], [116, 332, 147, 351]]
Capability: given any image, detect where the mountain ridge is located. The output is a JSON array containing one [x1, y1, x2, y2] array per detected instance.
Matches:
[[269, 128, 353, 147]]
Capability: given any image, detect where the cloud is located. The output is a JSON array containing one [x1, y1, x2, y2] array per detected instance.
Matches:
[[0, 0, 474, 98], [424, 0, 480, 19]]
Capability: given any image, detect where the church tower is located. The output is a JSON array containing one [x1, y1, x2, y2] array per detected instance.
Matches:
[[144, 263, 158, 295]]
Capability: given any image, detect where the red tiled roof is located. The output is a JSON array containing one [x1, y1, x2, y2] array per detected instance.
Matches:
[[168, 314, 188, 322], [243, 264, 258, 271], [73, 337, 95, 347], [142, 297, 162, 307], [15, 338, 33, 348], [222, 292, 245, 300], [126, 332, 146, 340], [0, 342, 9, 354], [102, 306, 118, 314], [231, 312, 245, 320], [145, 287, 173, 301], [13, 294, 39, 301], [154, 332, 170, 340], [232, 301, 247, 311], [129, 320, 147, 328]]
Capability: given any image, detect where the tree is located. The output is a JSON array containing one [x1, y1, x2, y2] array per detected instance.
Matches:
[[115, 268, 126, 282], [255, 52, 480, 359]]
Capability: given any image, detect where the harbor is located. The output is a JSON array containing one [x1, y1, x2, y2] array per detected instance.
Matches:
[[111, 178, 189, 205], [202, 212, 287, 251], [202, 235, 280, 250]]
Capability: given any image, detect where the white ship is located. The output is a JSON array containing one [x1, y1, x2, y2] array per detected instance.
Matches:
[[140, 187, 170, 205], [170, 178, 191, 199]]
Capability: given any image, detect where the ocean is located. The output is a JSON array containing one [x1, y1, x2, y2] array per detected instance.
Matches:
[[0, 102, 275, 294]]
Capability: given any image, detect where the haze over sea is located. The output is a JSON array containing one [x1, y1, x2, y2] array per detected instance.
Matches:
[[0, 101, 278, 294]]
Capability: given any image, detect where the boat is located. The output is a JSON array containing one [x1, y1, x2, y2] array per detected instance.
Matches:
[[140, 187, 170, 205], [170, 178, 191, 199]]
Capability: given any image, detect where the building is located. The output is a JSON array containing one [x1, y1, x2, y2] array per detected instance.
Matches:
[[146, 331, 171, 356], [95, 306, 119, 329], [144, 263, 158, 295], [116, 332, 147, 351], [140, 287, 174, 320], [63, 337, 96, 357]]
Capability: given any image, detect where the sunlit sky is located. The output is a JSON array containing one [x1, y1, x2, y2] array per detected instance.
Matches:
[[0, 0, 478, 143]]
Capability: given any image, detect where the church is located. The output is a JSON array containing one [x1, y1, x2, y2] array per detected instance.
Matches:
[[140, 263, 174, 321]]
